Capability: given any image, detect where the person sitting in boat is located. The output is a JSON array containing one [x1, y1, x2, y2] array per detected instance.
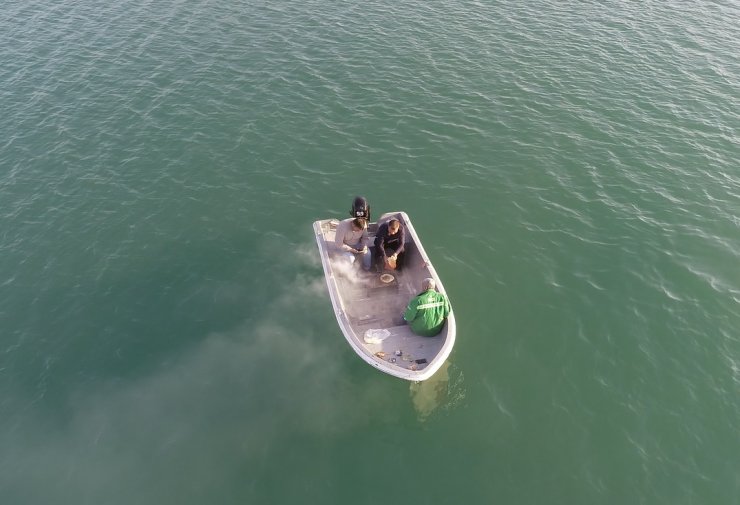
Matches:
[[334, 216, 372, 271], [403, 278, 451, 337], [374, 218, 405, 271]]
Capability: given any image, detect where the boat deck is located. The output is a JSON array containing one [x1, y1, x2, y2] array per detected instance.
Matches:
[[332, 264, 446, 369]]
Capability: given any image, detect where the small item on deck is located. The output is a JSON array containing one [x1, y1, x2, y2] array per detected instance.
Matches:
[[390, 357, 397, 363], [374, 351, 387, 358], [394, 350, 402, 356], [380, 273, 394, 284], [364, 328, 391, 344], [414, 358, 427, 364]]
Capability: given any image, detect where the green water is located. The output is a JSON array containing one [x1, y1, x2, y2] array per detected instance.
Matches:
[[1, 1, 738, 504]]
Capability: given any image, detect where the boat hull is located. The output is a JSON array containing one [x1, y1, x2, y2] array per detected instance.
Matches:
[[313, 212, 456, 381]]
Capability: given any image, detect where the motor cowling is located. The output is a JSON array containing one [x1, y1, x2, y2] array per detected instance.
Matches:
[[350, 196, 370, 221]]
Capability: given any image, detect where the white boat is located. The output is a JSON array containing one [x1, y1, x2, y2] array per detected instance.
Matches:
[[313, 211, 456, 381]]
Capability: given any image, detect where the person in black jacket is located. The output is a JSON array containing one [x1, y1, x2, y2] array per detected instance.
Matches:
[[374, 218, 405, 271]]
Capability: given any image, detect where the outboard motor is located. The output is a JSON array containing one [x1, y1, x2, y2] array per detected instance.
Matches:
[[350, 196, 370, 221]]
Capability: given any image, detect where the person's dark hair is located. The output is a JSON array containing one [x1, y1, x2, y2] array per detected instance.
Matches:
[[350, 196, 370, 221]]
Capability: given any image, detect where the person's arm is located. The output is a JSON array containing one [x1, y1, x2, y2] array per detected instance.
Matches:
[[374, 225, 387, 260], [392, 226, 406, 257], [403, 297, 418, 322]]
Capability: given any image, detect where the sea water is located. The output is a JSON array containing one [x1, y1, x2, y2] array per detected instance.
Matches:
[[1, 1, 738, 503]]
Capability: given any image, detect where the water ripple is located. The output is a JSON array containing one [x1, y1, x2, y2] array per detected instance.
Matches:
[[1, 0, 739, 503]]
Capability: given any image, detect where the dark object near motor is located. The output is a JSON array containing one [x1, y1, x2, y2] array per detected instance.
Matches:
[[350, 196, 370, 221]]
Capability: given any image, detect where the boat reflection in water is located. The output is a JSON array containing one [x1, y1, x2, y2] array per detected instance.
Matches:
[[409, 361, 465, 422]]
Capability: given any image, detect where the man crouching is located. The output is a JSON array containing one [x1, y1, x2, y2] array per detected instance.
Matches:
[[403, 278, 451, 336]]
